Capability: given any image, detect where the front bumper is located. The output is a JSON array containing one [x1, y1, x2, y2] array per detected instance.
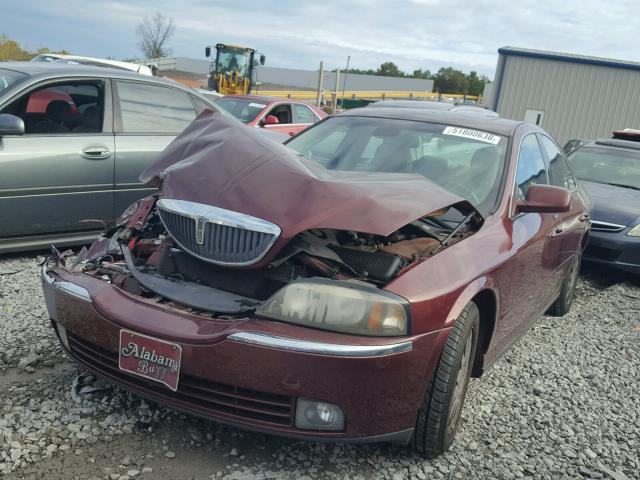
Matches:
[[42, 266, 450, 443], [584, 230, 640, 274]]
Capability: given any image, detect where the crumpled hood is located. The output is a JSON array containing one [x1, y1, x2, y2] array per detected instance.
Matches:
[[140, 110, 472, 240]]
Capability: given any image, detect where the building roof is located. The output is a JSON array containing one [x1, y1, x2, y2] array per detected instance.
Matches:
[[498, 46, 640, 72]]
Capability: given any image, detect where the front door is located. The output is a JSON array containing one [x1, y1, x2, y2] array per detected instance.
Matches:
[[0, 79, 114, 239], [262, 103, 296, 136], [492, 133, 562, 349]]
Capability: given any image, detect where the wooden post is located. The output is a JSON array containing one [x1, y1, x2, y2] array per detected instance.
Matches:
[[316, 61, 324, 107], [333, 69, 341, 113]]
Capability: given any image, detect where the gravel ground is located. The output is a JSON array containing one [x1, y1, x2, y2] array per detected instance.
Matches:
[[0, 253, 638, 480]]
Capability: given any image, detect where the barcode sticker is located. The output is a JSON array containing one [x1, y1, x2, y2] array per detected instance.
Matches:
[[443, 126, 501, 145]]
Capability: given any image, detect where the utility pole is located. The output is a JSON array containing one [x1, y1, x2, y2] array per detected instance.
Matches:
[[333, 69, 341, 113], [316, 61, 324, 108], [341, 55, 350, 108]]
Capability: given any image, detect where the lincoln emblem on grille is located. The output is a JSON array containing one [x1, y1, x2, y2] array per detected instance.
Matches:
[[195, 217, 206, 245], [157, 199, 281, 266]]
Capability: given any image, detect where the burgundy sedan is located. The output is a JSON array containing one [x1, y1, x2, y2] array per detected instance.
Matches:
[[213, 94, 326, 136], [41, 108, 590, 457]]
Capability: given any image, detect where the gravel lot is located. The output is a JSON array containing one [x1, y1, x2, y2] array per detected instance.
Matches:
[[0, 252, 638, 480]]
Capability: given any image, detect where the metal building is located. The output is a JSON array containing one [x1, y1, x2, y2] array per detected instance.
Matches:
[[488, 46, 640, 145], [143, 57, 433, 92]]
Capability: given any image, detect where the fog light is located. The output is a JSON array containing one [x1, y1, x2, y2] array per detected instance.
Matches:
[[295, 399, 345, 431]]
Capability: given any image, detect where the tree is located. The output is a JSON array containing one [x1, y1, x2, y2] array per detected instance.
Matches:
[[466, 71, 490, 97], [0, 35, 69, 61], [412, 68, 433, 80], [136, 13, 175, 59], [377, 62, 404, 77], [432, 67, 468, 93]]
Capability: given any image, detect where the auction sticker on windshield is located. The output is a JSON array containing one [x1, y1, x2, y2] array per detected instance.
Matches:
[[249, 103, 266, 108], [443, 126, 501, 145], [119, 329, 182, 391]]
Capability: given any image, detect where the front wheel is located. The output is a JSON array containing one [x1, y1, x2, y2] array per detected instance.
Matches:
[[412, 302, 480, 457]]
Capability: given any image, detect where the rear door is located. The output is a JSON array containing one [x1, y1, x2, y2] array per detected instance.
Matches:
[[0, 78, 114, 238], [112, 80, 199, 216]]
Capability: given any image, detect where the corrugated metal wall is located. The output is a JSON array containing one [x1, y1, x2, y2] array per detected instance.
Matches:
[[494, 55, 640, 145]]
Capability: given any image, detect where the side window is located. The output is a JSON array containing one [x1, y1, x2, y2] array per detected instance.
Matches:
[[2, 82, 104, 134], [293, 104, 318, 124], [191, 95, 214, 114], [516, 135, 548, 200], [266, 104, 292, 124], [539, 135, 577, 190], [117, 82, 196, 134]]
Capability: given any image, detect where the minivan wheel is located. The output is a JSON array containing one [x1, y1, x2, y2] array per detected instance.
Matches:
[[548, 251, 581, 317], [412, 302, 480, 458]]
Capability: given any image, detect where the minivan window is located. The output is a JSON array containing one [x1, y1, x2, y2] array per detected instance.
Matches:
[[516, 135, 548, 200], [117, 82, 196, 134]]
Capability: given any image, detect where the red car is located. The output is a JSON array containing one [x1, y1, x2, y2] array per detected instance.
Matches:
[[42, 108, 590, 457], [213, 94, 326, 136]]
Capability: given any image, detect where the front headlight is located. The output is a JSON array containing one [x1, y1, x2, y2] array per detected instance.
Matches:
[[256, 279, 410, 336], [628, 224, 640, 237]]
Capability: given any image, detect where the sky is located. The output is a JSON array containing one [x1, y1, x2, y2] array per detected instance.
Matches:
[[2, 0, 639, 78]]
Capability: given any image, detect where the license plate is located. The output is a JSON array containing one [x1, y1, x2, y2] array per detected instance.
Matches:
[[118, 329, 182, 391]]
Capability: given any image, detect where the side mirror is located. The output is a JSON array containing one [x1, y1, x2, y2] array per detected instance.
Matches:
[[259, 54, 266, 66], [515, 184, 571, 214], [205, 46, 211, 58], [0, 114, 25, 136], [563, 139, 582, 155], [263, 115, 279, 126]]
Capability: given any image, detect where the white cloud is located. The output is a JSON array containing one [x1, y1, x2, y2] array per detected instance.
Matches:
[[4, 0, 640, 78]]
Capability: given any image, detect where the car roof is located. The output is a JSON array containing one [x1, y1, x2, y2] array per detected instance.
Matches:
[[370, 100, 455, 110], [221, 94, 277, 103], [334, 107, 523, 137], [0, 61, 174, 85], [582, 138, 640, 152]]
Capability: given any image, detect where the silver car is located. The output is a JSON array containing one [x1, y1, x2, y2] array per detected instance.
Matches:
[[0, 62, 221, 253]]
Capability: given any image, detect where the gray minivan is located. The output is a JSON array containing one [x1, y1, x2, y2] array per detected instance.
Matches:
[[0, 62, 221, 253]]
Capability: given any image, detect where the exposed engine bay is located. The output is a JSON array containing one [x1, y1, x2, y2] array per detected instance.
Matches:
[[53, 197, 482, 318]]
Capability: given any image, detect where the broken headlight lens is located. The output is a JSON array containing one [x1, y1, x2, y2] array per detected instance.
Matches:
[[256, 279, 410, 336], [627, 224, 640, 237]]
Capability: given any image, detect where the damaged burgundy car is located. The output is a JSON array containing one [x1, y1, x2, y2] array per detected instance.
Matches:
[[42, 108, 590, 457]]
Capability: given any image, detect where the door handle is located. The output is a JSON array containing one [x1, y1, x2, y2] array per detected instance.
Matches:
[[548, 227, 563, 237], [82, 145, 111, 160]]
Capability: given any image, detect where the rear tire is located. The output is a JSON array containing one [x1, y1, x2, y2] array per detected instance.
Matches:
[[412, 302, 480, 458], [548, 251, 581, 316]]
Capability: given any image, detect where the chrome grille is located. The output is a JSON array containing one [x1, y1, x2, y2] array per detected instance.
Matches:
[[157, 199, 281, 266], [590, 220, 626, 233]]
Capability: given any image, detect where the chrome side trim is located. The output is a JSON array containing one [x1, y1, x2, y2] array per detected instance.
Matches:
[[157, 199, 281, 236], [41, 266, 91, 302], [228, 332, 413, 357], [590, 220, 626, 232]]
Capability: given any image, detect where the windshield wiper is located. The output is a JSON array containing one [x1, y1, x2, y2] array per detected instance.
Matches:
[[603, 182, 640, 191]]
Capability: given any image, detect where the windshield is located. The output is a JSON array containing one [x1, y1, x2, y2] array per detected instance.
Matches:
[[286, 116, 508, 214], [568, 146, 640, 190], [0, 69, 27, 96], [216, 47, 250, 77], [214, 97, 266, 123]]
